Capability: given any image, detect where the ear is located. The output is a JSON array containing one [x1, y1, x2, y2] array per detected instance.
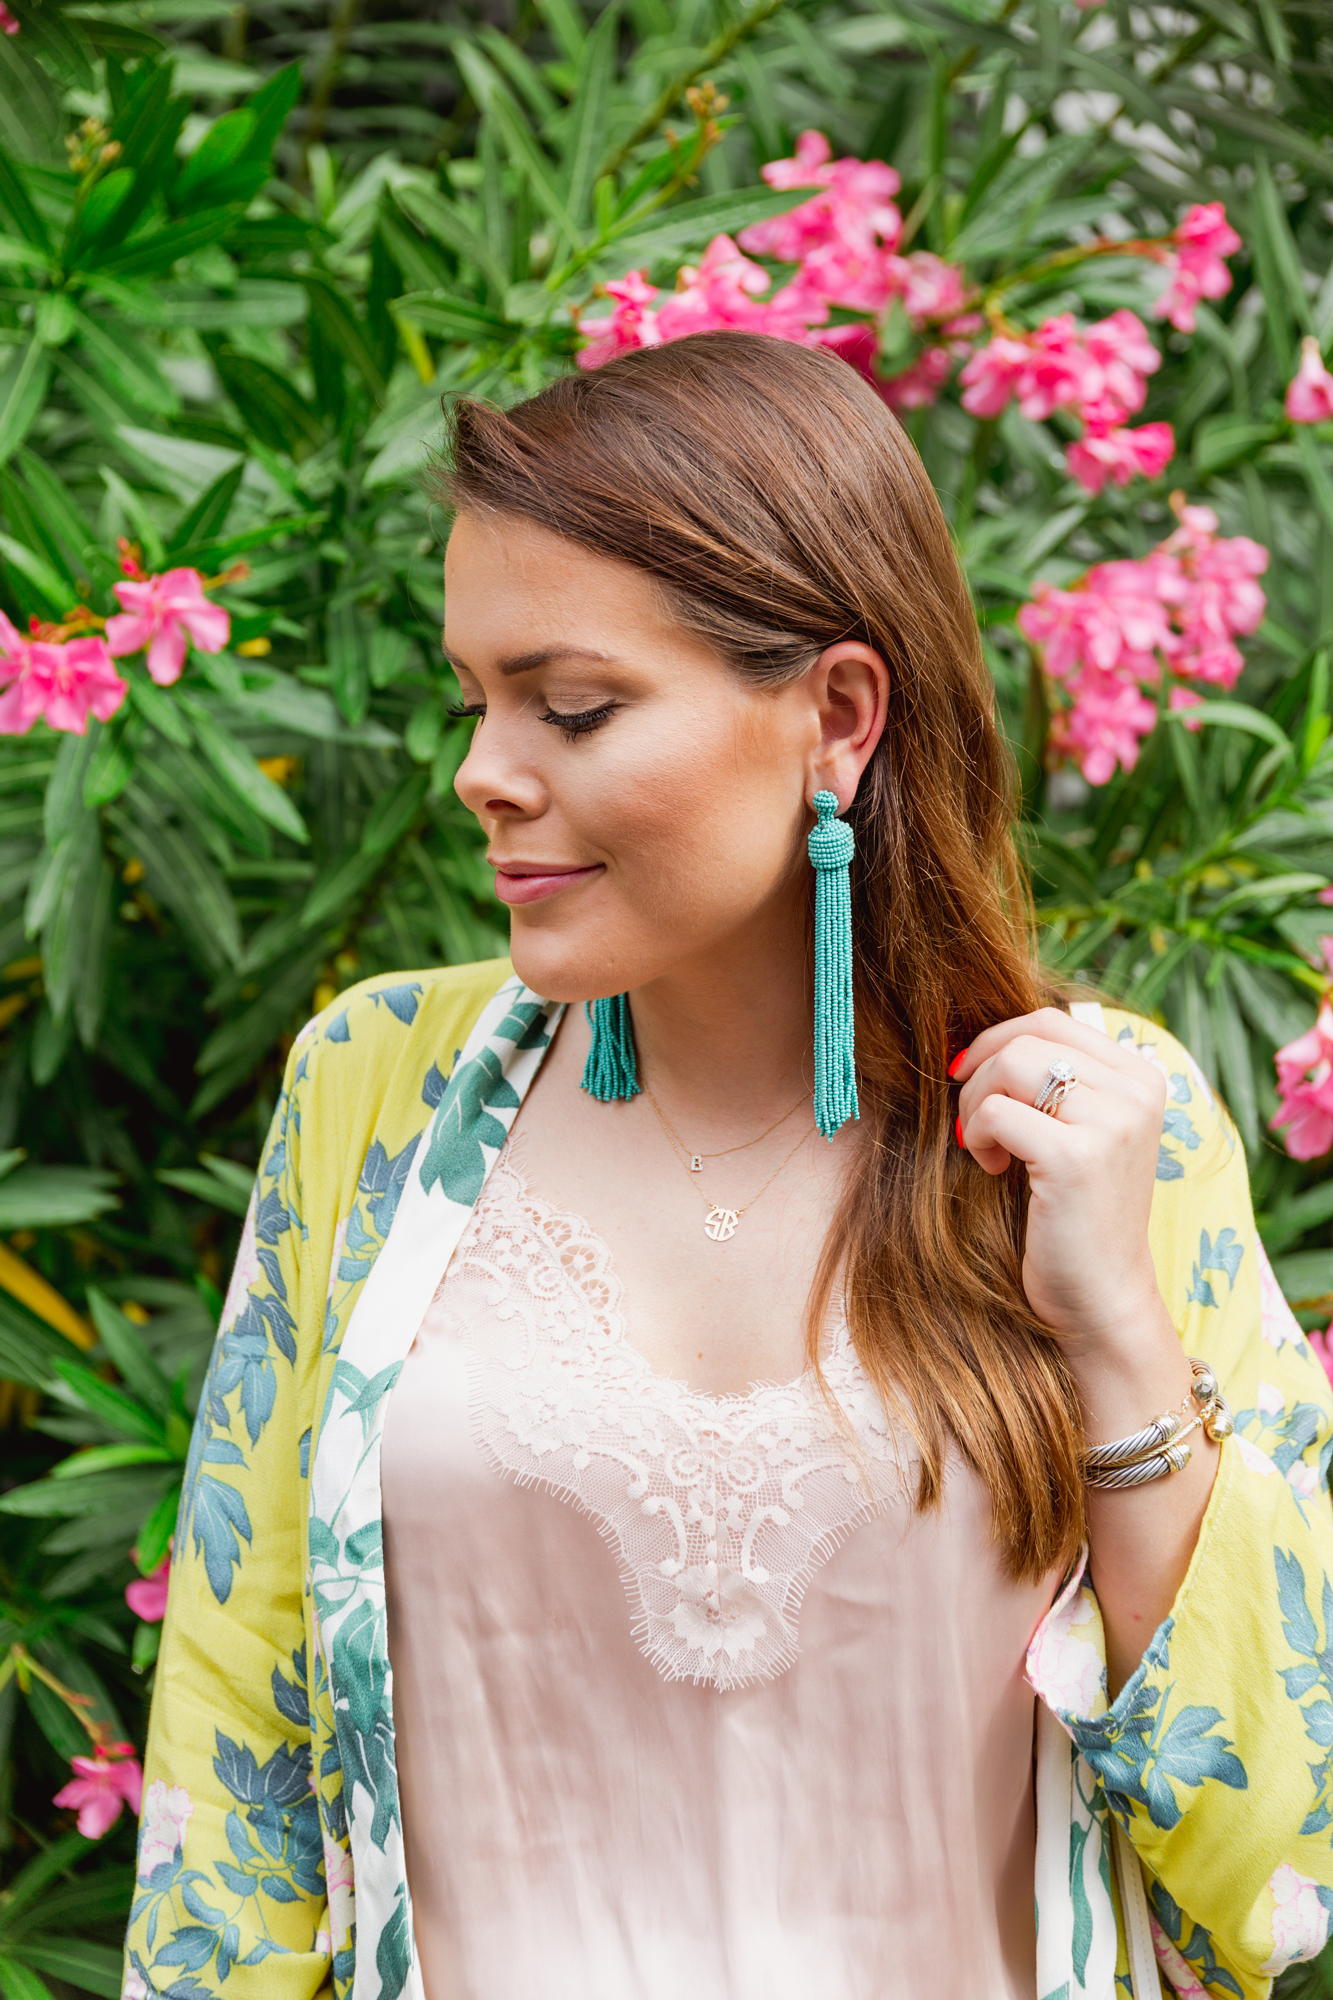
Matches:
[[804, 640, 890, 812]]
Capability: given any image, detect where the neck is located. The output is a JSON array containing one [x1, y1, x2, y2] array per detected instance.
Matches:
[[626, 910, 813, 1129]]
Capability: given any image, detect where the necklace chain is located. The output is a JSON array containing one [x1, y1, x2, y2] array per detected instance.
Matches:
[[646, 1084, 811, 1165], [642, 1083, 815, 1241]]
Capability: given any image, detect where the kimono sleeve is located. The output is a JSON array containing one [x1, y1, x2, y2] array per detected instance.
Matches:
[[124, 1033, 332, 1999], [1027, 1013, 1333, 1999]]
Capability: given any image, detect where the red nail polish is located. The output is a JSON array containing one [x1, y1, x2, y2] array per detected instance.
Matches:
[[948, 1048, 969, 1079], [955, 1114, 963, 1147]]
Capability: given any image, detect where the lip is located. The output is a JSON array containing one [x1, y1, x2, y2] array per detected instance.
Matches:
[[490, 860, 605, 907]]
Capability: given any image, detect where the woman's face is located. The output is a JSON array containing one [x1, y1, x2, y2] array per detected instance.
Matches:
[[445, 510, 880, 1003]]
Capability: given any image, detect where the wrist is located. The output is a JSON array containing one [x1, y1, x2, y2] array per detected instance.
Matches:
[[1061, 1293, 1194, 1443]]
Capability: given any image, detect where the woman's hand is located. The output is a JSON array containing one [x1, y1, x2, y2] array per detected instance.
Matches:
[[952, 1007, 1169, 1359], [954, 1008, 1222, 1690]]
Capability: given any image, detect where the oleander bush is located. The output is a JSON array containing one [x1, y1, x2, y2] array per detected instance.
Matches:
[[0, 0, 1330, 1989]]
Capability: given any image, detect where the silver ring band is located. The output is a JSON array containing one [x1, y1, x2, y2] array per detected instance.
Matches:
[[1035, 1058, 1079, 1117]]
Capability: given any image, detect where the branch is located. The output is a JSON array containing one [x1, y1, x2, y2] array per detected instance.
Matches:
[[597, 0, 788, 181]]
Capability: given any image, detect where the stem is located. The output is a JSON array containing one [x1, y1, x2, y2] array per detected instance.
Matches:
[[597, 0, 788, 180], [6, 1642, 105, 1746], [303, 0, 363, 170]]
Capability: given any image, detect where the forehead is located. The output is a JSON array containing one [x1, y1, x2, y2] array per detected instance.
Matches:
[[444, 511, 668, 646]]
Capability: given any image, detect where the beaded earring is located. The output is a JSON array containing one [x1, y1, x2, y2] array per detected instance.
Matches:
[[579, 793, 859, 1137], [807, 790, 858, 1140], [581, 993, 640, 1100]]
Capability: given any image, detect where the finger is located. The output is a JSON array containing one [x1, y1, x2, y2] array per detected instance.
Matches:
[[957, 1033, 1155, 1134], [958, 1091, 1085, 1178], [950, 1007, 1159, 1089]]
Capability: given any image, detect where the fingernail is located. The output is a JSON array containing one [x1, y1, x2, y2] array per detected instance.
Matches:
[[955, 1114, 964, 1147], [948, 1048, 969, 1079]]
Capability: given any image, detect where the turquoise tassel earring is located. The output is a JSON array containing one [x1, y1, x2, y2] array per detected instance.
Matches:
[[581, 993, 640, 1100], [808, 790, 858, 1140]]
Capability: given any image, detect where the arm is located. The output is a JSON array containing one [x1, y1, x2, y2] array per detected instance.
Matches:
[[124, 1045, 332, 1999], [1015, 1011, 1333, 1993]]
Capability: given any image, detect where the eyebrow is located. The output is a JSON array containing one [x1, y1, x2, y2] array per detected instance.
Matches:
[[442, 644, 621, 679]]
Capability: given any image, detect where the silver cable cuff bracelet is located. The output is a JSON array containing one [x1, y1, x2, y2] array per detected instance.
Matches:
[[1084, 1357, 1234, 1490]]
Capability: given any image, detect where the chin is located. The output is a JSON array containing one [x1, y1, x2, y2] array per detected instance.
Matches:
[[507, 924, 627, 1006]]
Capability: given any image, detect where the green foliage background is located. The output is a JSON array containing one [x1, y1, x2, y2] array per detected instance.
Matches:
[[0, 0, 1329, 1986]]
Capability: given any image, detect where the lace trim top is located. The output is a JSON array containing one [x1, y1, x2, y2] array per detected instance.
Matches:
[[434, 1145, 902, 1689]]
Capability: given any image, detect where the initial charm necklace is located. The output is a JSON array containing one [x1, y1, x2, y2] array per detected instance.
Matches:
[[642, 1083, 814, 1241]]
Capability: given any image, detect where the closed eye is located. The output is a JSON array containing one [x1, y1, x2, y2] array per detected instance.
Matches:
[[539, 702, 620, 741]]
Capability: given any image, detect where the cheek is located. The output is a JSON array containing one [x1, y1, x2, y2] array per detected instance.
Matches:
[[582, 705, 804, 932]]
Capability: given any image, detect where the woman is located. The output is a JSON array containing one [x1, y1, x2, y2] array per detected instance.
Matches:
[[125, 334, 1333, 2000]]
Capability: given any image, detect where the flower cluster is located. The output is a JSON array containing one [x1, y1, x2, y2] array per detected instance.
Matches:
[[1151, 202, 1242, 334], [1018, 497, 1268, 783], [0, 558, 232, 736], [1286, 336, 1333, 427], [1271, 991, 1333, 1162], [578, 131, 978, 412], [53, 1741, 144, 1838], [960, 307, 1175, 495]]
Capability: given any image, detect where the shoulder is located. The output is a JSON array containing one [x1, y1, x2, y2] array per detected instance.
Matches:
[[1073, 1001, 1235, 1186], [282, 958, 513, 1147]]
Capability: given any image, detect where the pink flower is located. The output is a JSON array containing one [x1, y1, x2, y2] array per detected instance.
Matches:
[[1153, 202, 1241, 334], [125, 1555, 170, 1622], [105, 568, 229, 685], [0, 5, 19, 32], [53, 1745, 143, 1839], [879, 344, 958, 411], [1271, 1004, 1333, 1160], [884, 251, 971, 325], [1286, 336, 1333, 426], [740, 131, 903, 313], [1049, 667, 1160, 785], [1066, 421, 1175, 494], [0, 615, 127, 735], [576, 268, 660, 369], [137, 1777, 193, 1878]]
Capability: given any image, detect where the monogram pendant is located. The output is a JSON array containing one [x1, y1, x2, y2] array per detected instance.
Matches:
[[690, 1155, 704, 1172], [704, 1205, 739, 1241]]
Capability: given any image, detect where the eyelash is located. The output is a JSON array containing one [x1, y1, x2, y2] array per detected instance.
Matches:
[[445, 701, 620, 742]]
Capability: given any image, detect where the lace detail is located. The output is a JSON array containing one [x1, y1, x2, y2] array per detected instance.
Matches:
[[426, 1147, 902, 1691]]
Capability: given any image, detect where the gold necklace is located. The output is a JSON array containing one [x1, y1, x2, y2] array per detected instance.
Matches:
[[643, 1082, 811, 1173], [643, 1084, 815, 1241]]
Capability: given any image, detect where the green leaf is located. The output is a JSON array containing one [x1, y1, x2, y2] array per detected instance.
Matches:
[[176, 104, 257, 202], [0, 341, 50, 469], [561, 1, 618, 225], [51, 1355, 165, 1446], [299, 845, 381, 929], [157, 1160, 253, 1217], [109, 793, 241, 969], [4, 1943, 120, 2000], [0, 1165, 119, 1230], [211, 350, 323, 455], [50, 1442, 176, 1476], [1209, 872, 1329, 919], [0, 142, 50, 252], [391, 291, 510, 342], [1193, 417, 1278, 475], [86, 1285, 172, 1416], [301, 273, 386, 401], [0, 532, 65, 615], [390, 181, 509, 301], [135, 1481, 182, 1571], [361, 771, 428, 856], [176, 696, 310, 843], [328, 598, 370, 725], [1168, 701, 1290, 752], [607, 183, 809, 260], [0, 1953, 57, 2000], [1209, 965, 1259, 1153]]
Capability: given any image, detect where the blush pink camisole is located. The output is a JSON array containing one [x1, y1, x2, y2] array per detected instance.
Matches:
[[381, 1145, 1058, 2000]]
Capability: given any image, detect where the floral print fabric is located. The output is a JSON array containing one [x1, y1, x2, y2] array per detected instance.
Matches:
[[124, 973, 1333, 2000]]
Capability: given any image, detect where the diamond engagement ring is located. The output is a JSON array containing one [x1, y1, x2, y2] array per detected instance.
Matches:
[[1034, 1058, 1079, 1117]]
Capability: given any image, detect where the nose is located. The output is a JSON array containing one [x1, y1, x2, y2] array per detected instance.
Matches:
[[453, 722, 547, 823]]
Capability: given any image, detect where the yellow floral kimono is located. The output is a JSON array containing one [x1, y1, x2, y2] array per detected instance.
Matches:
[[124, 961, 1333, 2000]]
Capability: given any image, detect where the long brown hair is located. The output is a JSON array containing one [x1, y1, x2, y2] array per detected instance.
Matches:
[[439, 331, 1083, 1581]]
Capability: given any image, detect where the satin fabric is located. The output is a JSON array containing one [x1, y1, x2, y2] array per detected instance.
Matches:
[[382, 1174, 1055, 2000]]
